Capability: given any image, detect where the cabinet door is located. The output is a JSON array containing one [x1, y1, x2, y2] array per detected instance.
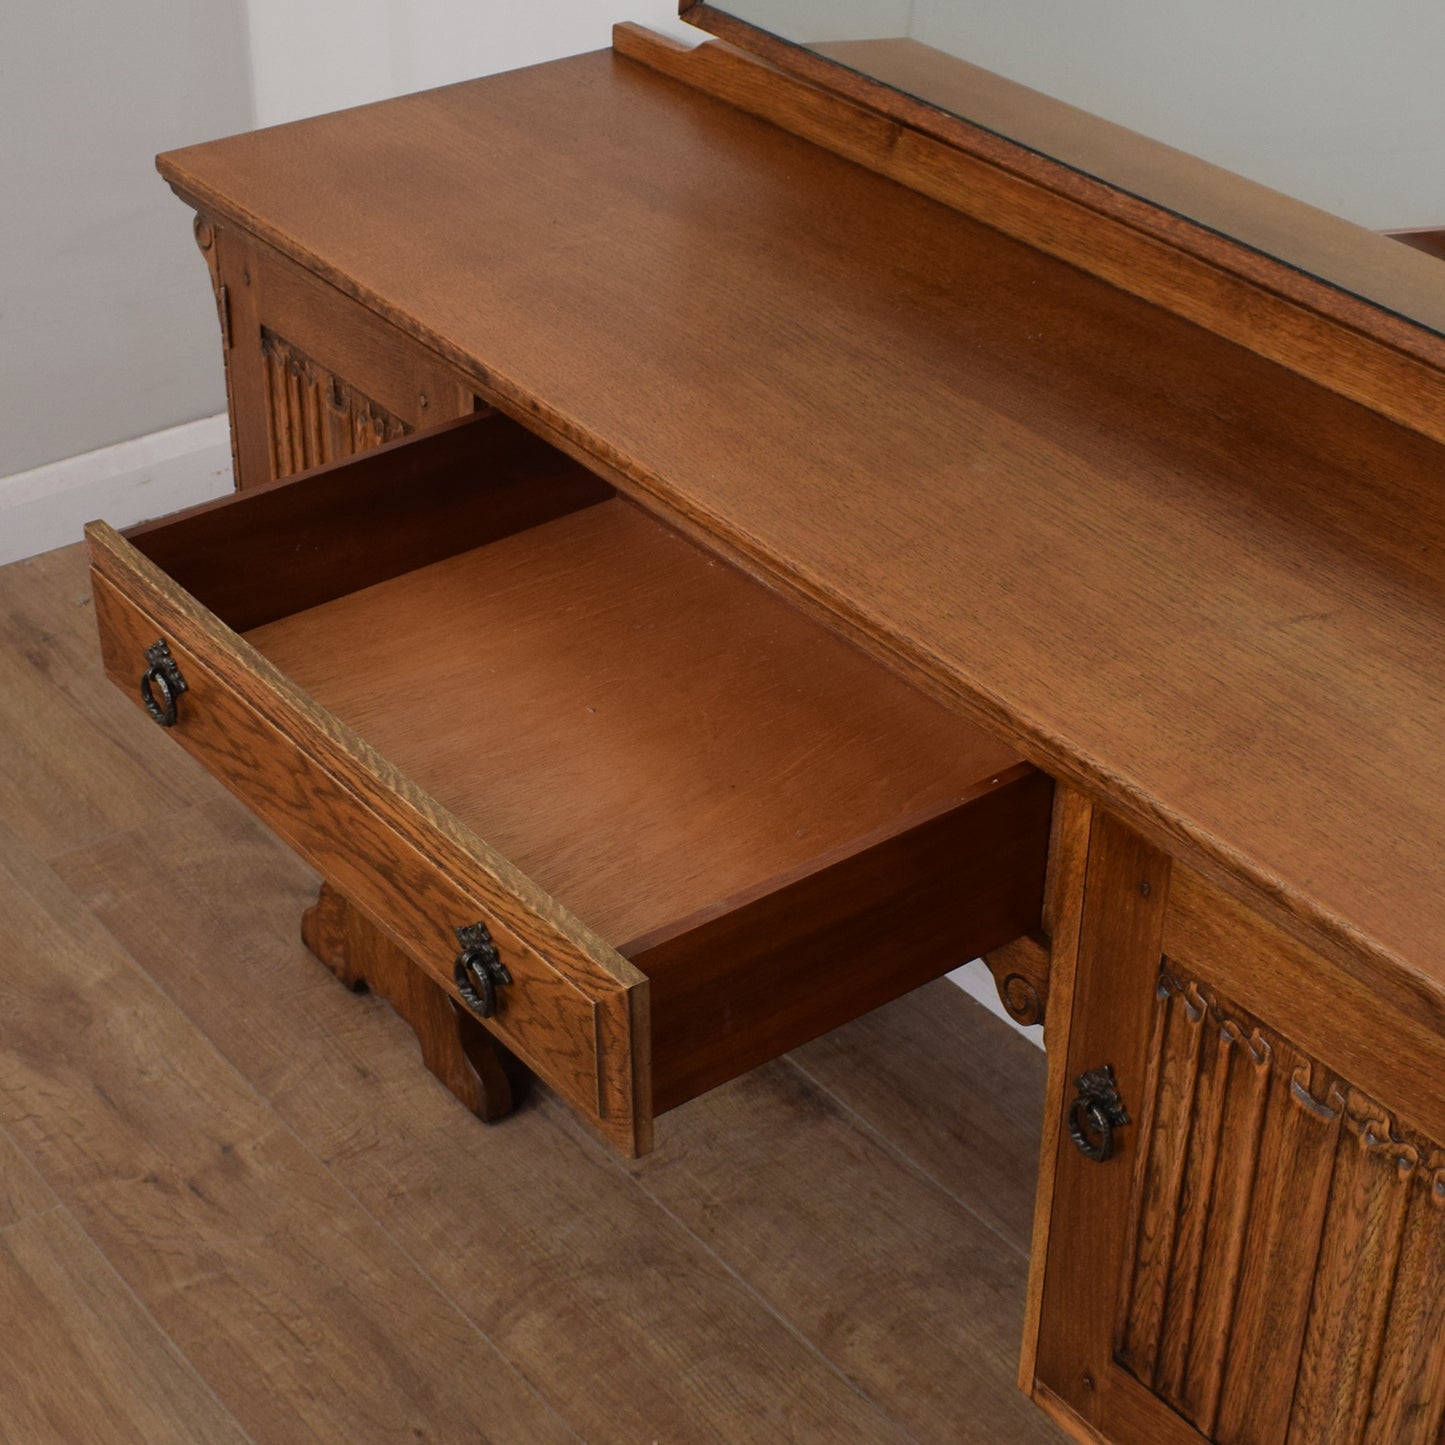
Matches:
[[1031, 810, 1445, 1445]]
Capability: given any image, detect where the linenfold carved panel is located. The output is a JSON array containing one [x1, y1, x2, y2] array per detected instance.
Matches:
[[260, 330, 407, 479], [1116, 963, 1445, 1444]]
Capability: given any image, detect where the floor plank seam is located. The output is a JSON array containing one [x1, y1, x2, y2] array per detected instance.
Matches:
[[538, 1092, 931, 1445], [782, 1050, 1035, 1267], [30, 864, 585, 1445], [0, 1201, 66, 1235], [0, 1113, 260, 1443]]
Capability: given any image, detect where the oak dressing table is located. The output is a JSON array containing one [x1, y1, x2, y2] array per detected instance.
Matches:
[[85, 16, 1445, 1444]]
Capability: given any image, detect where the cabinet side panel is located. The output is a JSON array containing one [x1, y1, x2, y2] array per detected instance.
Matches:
[[1019, 784, 1094, 1393], [187, 217, 477, 490]]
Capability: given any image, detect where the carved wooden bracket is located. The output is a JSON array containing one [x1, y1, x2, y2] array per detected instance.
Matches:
[[981, 932, 1050, 1027]]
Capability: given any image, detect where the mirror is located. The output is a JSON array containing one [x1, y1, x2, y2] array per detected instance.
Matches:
[[683, 1, 1445, 338]]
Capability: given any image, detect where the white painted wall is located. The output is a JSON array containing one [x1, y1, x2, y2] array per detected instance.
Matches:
[[695, 0, 914, 51], [245, 0, 697, 128], [0, 1, 253, 480]]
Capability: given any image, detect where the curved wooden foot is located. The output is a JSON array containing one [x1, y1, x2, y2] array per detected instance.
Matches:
[[981, 932, 1051, 1028], [301, 882, 529, 1122]]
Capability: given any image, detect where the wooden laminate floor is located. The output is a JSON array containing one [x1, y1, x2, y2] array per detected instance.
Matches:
[[0, 544, 1062, 1444]]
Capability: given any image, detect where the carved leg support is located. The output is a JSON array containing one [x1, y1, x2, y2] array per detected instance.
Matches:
[[301, 883, 528, 1122], [981, 932, 1051, 1028]]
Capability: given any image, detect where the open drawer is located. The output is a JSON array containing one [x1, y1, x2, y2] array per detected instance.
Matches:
[[87, 411, 1052, 1155]]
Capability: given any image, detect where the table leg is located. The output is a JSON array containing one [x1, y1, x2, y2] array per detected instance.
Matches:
[[300, 882, 528, 1121]]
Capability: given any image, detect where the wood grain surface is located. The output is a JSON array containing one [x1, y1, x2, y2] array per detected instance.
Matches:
[[87, 525, 652, 1154], [624, 25, 1445, 450], [667, 22, 1445, 377], [128, 408, 612, 631], [1033, 810, 1174, 1436], [195, 218, 476, 489], [110, 480, 1045, 1139], [155, 45, 1445, 1029], [301, 881, 523, 1122], [590, 1060, 1060, 1443], [639, 769, 1051, 1109], [258, 330, 407, 478], [1389, 228, 1445, 263], [0, 820, 571, 1444], [2, 541, 1063, 1442], [246, 497, 1025, 949], [1019, 785, 1094, 1393], [1163, 865, 1445, 1149], [1110, 968, 1445, 1443], [0, 1206, 251, 1445]]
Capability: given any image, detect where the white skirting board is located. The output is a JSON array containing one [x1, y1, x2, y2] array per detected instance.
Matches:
[[0, 414, 232, 567]]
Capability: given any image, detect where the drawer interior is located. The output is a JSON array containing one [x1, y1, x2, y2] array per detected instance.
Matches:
[[122, 411, 1050, 1117], [245, 498, 1019, 959]]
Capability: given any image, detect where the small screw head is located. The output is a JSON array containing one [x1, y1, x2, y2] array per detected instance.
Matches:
[[1139, 880, 1151, 898], [242, 269, 251, 286], [419, 392, 429, 409], [1082, 1372, 1095, 1392]]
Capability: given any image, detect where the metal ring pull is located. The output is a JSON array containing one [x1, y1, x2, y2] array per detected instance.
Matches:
[[140, 639, 188, 727], [453, 922, 513, 1018], [1067, 1064, 1130, 1162]]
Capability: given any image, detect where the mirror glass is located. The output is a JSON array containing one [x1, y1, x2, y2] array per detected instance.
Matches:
[[700, 1, 1445, 335]]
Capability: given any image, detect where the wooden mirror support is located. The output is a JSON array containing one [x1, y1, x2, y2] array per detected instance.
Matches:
[[666, 9, 1445, 447]]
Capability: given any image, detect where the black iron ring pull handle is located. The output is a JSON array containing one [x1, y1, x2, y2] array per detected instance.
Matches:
[[1067, 1064, 1130, 1163], [453, 922, 513, 1019], [140, 639, 188, 727]]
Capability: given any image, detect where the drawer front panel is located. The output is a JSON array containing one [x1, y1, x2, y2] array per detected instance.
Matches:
[[89, 546, 651, 1155]]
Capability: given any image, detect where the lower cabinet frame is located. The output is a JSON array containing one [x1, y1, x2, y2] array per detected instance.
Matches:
[[1029, 807, 1445, 1445]]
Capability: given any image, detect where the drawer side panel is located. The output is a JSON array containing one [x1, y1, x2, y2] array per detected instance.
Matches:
[[639, 766, 1053, 1111]]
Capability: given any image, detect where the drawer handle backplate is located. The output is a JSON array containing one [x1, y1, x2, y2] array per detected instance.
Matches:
[[454, 922, 513, 1019], [1068, 1064, 1130, 1163], [140, 639, 188, 728]]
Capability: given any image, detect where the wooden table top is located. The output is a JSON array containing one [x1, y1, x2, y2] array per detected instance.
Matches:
[[159, 47, 1445, 1018]]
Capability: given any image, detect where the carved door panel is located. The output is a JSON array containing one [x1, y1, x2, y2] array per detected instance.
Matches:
[[1031, 810, 1445, 1445], [1116, 962, 1445, 1443], [255, 330, 409, 479]]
